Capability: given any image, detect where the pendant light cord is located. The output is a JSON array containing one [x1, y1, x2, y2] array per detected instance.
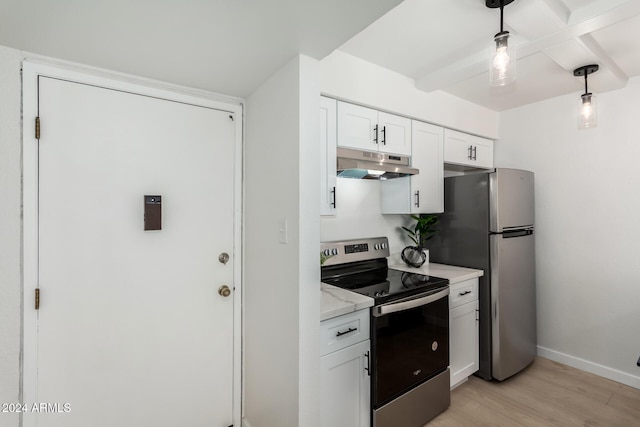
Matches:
[[500, 0, 505, 32]]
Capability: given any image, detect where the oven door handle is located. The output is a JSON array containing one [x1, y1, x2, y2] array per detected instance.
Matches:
[[372, 288, 449, 317]]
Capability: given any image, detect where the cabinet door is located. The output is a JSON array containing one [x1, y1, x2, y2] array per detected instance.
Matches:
[[449, 300, 479, 389], [320, 97, 337, 216], [380, 121, 443, 214], [470, 135, 494, 169], [411, 121, 443, 213], [444, 129, 494, 169], [337, 102, 378, 151], [378, 111, 411, 156], [320, 340, 371, 427], [443, 129, 473, 166]]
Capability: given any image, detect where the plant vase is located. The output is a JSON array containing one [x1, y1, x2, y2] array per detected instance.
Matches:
[[401, 246, 427, 268]]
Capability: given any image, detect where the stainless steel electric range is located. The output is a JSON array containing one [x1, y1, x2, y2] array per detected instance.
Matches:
[[321, 237, 451, 427]]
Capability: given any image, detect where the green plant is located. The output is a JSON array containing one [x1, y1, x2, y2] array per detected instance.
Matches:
[[401, 214, 439, 249]]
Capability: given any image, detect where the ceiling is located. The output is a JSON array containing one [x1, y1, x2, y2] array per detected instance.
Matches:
[[340, 0, 640, 111], [0, 0, 403, 98], [0, 0, 638, 111]]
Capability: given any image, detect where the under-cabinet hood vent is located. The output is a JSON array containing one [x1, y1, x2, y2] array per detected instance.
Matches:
[[336, 147, 418, 179]]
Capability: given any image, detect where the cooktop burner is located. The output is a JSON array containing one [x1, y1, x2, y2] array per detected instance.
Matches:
[[320, 237, 449, 304], [322, 263, 448, 304]]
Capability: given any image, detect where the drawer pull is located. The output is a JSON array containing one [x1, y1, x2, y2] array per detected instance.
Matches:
[[336, 327, 358, 337], [459, 290, 472, 296]]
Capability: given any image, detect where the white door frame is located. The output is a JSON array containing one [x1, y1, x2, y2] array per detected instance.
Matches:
[[21, 61, 243, 426]]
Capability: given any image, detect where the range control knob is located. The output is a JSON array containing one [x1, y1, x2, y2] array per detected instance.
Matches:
[[323, 249, 331, 256], [381, 243, 387, 249]]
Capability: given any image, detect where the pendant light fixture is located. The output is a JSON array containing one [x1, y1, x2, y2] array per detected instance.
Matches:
[[486, 0, 516, 86], [573, 64, 599, 130]]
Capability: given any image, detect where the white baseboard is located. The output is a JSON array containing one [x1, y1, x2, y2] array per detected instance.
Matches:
[[537, 346, 640, 390]]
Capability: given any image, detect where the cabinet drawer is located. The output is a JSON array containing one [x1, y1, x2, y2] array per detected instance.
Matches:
[[449, 278, 479, 309], [320, 309, 370, 357]]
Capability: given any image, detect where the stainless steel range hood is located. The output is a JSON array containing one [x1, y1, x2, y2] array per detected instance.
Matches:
[[337, 147, 419, 179]]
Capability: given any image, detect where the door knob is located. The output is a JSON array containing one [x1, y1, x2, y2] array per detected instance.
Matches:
[[218, 285, 231, 298]]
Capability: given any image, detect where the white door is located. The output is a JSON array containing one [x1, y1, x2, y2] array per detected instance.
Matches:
[[32, 76, 237, 427]]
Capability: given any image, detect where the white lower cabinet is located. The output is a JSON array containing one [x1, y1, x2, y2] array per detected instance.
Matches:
[[320, 310, 371, 427], [449, 278, 479, 388]]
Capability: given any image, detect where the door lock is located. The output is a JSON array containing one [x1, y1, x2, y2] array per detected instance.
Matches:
[[218, 285, 231, 298], [218, 252, 230, 265]]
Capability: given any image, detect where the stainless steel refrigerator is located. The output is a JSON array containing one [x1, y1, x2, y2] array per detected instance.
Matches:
[[430, 168, 537, 381]]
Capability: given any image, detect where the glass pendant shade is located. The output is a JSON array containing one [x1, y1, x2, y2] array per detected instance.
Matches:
[[578, 93, 597, 130], [490, 31, 516, 86]]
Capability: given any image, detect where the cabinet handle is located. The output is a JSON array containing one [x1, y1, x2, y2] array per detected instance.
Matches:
[[336, 327, 358, 337], [330, 186, 336, 209], [364, 351, 370, 376], [414, 190, 420, 208], [467, 145, 473, 160], [381, 126, 386, 145], [476, 308, 480, 322], [459, 290, 472, 296], [473, 146, 477, 161], [373, 125, 379, 144]]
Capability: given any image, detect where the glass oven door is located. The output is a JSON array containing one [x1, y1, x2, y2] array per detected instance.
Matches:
[[371, 287, 449, 408]]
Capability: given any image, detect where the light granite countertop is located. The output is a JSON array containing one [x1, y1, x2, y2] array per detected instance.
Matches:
[[320, 283, 374, 322], [320, 263, 483, 321]]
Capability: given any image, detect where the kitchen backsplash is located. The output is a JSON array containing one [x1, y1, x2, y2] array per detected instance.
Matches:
[[320, 178, 412, 264]]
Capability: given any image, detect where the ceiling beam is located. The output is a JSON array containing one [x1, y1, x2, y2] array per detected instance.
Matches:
[[416, 0, 640, 92]]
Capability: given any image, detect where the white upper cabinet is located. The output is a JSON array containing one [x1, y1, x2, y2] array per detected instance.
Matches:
[[320, 96, 337, 216], [444, 129, 494, 169], [381, 120, 444, 214], [337, 101, 411, 156], [377, 111, 412, 155]]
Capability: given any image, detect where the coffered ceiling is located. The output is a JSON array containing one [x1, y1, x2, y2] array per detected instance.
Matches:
[[339, 0, 640, 111]]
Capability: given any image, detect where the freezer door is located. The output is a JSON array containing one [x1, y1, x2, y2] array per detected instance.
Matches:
[[490, 231, 537, 380], [489, 169, 534, 232]]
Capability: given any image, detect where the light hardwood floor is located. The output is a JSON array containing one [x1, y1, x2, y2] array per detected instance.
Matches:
[[428, 357, 640, 426]]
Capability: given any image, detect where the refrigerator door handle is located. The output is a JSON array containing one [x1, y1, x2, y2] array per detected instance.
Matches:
[[491, 228, 534, 238]]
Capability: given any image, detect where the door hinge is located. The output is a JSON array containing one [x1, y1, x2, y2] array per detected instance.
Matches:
[[35, 288, 40, 310], [35, 117, 41, 140]]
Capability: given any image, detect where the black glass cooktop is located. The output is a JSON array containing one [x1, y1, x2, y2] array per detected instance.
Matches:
[[321, 259, 449, 304]]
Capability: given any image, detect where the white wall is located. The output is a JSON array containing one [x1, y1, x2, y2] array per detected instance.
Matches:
[[496, 77, 640, 388], [243, 54, 321, 427], [0, 44, 23, 427], [320, 50, 499, 139], [320, 179, 414, 263]]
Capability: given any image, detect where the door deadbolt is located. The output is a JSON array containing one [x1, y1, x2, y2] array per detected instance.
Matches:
[[218, 285, 231, 298], [218, 252, 230, 265]]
